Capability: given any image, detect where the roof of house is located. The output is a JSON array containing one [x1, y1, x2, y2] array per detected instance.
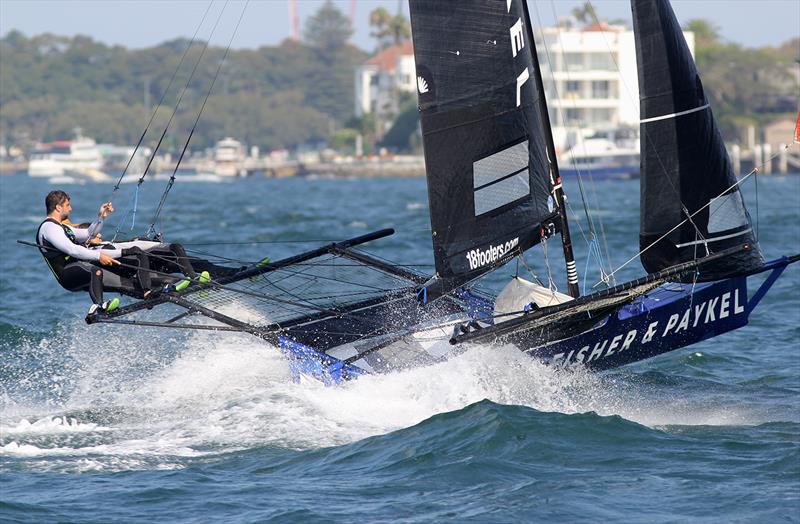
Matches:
[[364, 41, 414, 71], [582, 22, 624, 32]]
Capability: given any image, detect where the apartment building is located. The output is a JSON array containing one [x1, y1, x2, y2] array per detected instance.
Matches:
[[353, 23, 694, 150], [536, 21, 694, 150]]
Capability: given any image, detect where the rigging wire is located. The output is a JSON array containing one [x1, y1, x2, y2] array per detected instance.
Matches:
[[754, 166, 760, 240], [533, 1, 614, 286], [516, 253, 546, 287], [147, 0, 250, 239], [111, 1, 231, 242], [182, 238, 351, 245], [598, 144, 792, 286], [183, 246, 434, 271], [106, 0, 214, 204], [537, 1, 595, 230], [547, 0, 617, 282]]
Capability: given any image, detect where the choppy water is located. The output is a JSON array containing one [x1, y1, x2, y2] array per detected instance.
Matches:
[[1, 173, 798, 522]]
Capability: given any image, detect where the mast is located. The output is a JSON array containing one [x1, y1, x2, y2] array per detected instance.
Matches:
[[521, 0, 580, 298]]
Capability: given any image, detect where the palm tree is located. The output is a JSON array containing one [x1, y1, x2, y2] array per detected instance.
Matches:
[[369, 8, 410, 49], [369, 7, 393, 49], [388, 14, 411, 46], [571, 2, 597, 24]]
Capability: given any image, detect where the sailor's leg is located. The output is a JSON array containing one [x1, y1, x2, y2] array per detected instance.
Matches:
[[152, 242, 242, 278], [90, 269, 104, 305], [109, 240, 162, 251], [168, 243, 197, 279], [60, 261, 103, 303], [120, 247, 153, 290], [124, 243, 190, 278], [110, 241, 243, 280], [97, 267, 142, 298]]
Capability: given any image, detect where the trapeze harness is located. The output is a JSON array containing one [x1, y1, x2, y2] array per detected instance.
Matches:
[[36, 218, 81, 285], [35, 218, 115, 307]]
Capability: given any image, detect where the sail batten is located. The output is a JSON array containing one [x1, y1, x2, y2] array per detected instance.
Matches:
[[632, 0, 763, 278], [409, 0, 555, 290]]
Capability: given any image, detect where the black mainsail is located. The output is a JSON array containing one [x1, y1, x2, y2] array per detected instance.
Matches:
[[409, 0, 563, 296], [632, 0, 763, 278]]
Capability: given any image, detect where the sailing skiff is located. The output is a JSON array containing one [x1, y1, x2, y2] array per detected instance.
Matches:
[[87, 0, 798, 384]]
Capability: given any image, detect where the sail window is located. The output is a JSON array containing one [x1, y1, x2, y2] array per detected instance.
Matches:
[[707, 192, 749, 233], [473, 141, 531, 216]]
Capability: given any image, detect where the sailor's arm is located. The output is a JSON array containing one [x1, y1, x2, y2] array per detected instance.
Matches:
[[40, 221, 113, 264], [75, 202, 113, 242], [72, 220, 104, 243]]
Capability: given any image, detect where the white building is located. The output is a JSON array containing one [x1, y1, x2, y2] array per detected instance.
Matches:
[[354, 42, 416, 118], [353, 24, 694, 151], [536, 21, 694, 151]]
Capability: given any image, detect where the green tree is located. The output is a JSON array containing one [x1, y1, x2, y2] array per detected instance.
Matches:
[[369, 7, 393, 50], [369, 8, 410, 50], [329, 128, 359, 153], [683, 20, 797, 141], [684, 19, 720, 49], [0, 31, 366, 151], [388, 14, 411, 46], [303, 0, 353, 52], [380, 99, 419, 152]]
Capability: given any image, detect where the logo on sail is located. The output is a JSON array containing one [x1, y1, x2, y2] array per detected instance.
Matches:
[[417, 75, 429, 94], [465, 237, 519, 271]]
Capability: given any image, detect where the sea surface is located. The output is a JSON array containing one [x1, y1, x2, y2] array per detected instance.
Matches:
[[1, 172, 798, 522]]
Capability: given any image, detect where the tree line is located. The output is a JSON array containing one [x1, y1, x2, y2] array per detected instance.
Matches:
[[0, 1, 368, 154], [0, 0, 796, 155], [682, 19, 798, 141]]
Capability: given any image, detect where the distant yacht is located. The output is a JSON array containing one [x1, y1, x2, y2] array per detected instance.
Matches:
[[558, 127, 640, 179], [213, 137, 246, 177], [28, 131, 108, 181]]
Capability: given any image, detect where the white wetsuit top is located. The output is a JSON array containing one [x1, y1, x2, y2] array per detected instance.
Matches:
[[37, 219, 110, 262], [38, 219, 165, 262]]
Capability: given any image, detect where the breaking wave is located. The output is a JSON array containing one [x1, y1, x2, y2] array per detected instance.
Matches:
[[2, 311, 794, 475]]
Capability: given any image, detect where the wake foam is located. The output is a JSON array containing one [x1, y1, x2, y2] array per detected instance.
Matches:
[[1, 315, 782, 472], [2, 416, 102, 435]]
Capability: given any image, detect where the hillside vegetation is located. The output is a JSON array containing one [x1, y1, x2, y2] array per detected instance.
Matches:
[[0, 5, 797, 153], [1, 16, 365, 151]]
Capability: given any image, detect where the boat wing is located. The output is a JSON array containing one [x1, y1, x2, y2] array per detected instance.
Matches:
[[88, 229, 470, 353]]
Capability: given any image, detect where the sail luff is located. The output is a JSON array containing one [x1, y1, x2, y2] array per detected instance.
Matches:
[[520, 0, 580, 298], [632, 0, 763, 278]]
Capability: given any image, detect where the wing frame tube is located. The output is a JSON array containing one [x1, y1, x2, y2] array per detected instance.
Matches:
[[92, 228, 397, 321]]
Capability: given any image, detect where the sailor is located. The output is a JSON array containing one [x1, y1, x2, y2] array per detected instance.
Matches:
[[36, 190, 229, 315]]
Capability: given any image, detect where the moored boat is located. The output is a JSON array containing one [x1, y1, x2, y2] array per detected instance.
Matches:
[[28, 132, 106, 179]]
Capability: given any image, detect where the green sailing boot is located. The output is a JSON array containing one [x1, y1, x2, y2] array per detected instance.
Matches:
[[104, 297, 120, 313], [250, 257, 270, 282]]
